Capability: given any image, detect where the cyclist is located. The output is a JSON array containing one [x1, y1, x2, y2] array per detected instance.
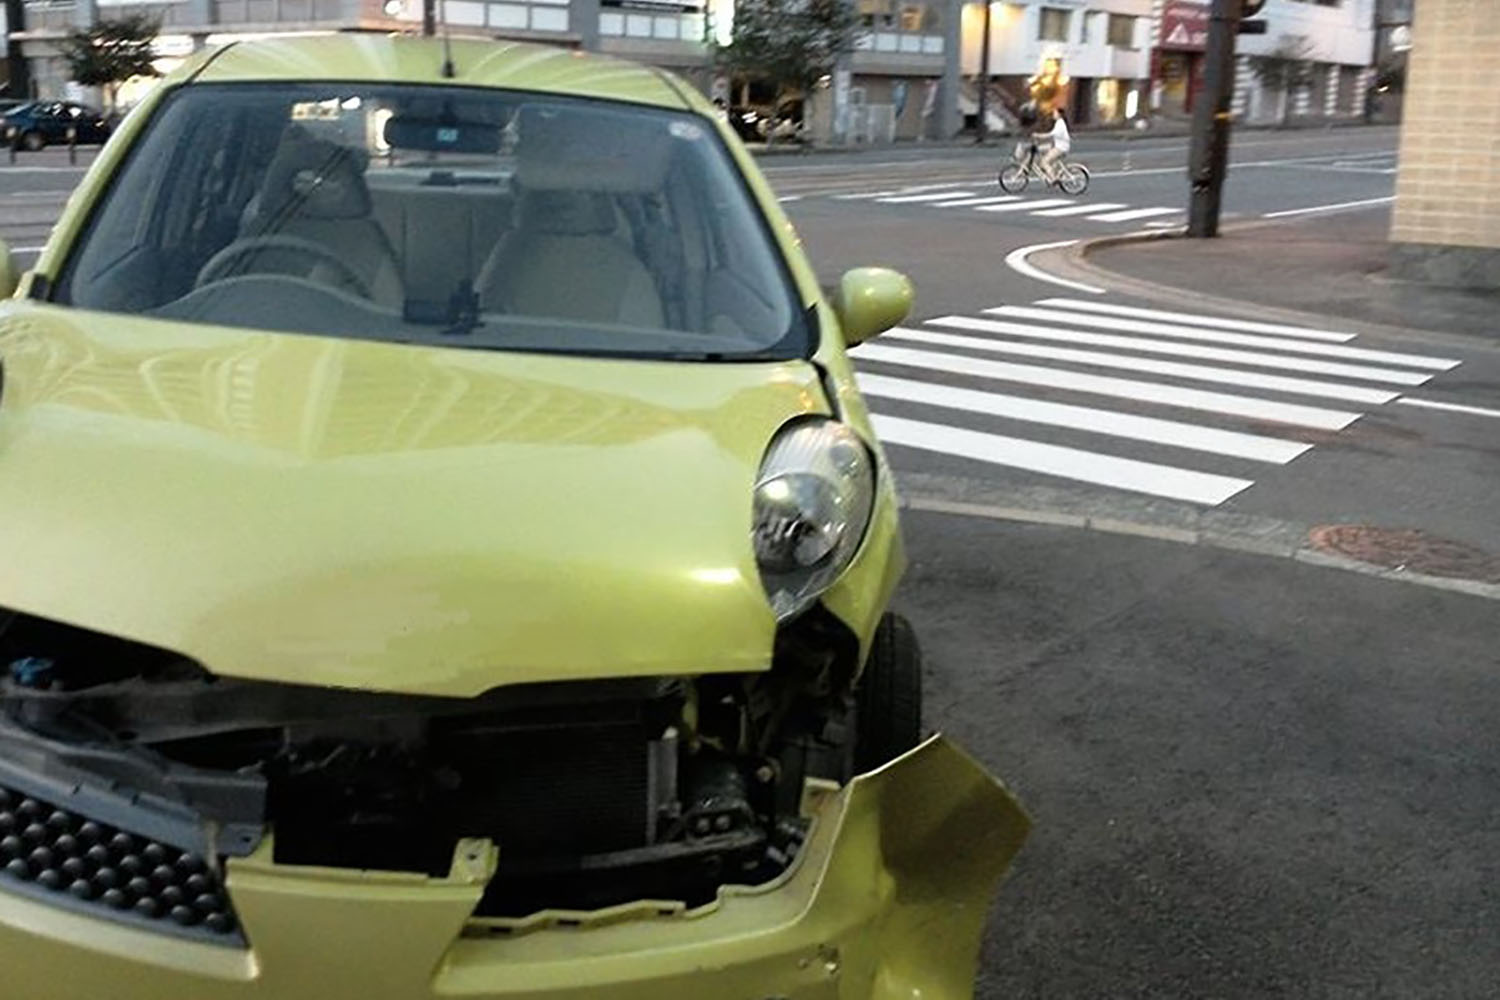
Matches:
[[1034, 107, 1072, 184]]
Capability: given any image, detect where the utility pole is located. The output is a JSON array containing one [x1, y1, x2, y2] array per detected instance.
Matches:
[[1186, 0, 1240, 237], [975, 1, 992, 143], [422, 0, 436, 35]]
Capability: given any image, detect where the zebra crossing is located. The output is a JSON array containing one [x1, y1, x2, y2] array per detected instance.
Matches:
[[819, 184, 1184, 225], [852, 298, 1463, 507]]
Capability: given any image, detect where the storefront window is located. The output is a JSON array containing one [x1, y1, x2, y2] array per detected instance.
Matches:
[[1107, 14, 1136, 48], [1095, 78, 1121, 122], [1038, 7, 1071, 43]]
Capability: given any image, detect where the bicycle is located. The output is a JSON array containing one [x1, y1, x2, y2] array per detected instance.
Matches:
[[999, 142, 1090, 196]]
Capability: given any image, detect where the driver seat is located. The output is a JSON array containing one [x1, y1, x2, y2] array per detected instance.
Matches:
[[238, 126, 403, 309]]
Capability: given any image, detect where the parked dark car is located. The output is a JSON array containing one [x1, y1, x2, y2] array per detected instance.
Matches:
[[2, 101, 111, 150]]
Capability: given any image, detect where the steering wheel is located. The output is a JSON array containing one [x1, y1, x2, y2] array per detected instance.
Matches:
[[195, 234, 373, 300]]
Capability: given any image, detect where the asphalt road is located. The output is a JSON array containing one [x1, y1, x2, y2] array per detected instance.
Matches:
[[901, 509, 1498, 999], [3, 125, 1498, 997]]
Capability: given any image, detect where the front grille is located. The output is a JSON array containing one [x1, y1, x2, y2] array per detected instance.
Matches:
[[0, 784, 243, 945]]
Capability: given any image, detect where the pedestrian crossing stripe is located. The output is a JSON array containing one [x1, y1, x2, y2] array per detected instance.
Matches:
[[927, 316, 1433, 385], [852, 299, 1466, 507], [816, 184, 1184, 225]]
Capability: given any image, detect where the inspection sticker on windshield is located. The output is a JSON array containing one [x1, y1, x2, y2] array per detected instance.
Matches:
[[670, 121, 705, 141]]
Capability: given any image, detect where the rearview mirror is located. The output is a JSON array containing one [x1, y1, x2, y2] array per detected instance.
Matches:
[[833, 267, 913, 347], [0, 239, 17, 299], [382, 117, 501, 154]]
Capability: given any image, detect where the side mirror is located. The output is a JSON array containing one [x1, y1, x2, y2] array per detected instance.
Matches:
[[0, 239, 17, 299], [833, 267, 913, 347]]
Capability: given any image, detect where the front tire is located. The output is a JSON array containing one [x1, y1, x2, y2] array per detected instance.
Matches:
[[853, 613, 924, 772], [1058, 162, 1090, 196], [998, 162, 1029, 194], [21, 131, 44, 152]]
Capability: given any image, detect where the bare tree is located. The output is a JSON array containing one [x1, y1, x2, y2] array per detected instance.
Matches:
[[1247, 35, 1317, 127]]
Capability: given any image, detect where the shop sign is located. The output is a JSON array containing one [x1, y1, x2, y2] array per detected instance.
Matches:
[[1160, 0, 1209, 52]]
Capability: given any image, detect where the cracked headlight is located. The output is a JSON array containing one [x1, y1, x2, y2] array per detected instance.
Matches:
[[752, 419, 876, 621]]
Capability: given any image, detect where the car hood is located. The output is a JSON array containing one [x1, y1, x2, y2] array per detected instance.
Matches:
[[0, 307, 829, 696]]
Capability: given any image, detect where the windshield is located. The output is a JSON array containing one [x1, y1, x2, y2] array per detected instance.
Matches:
[[56, 83, 809, 360]]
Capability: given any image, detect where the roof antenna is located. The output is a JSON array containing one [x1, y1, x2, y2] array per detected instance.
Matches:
[[439, 0, 456, 78]]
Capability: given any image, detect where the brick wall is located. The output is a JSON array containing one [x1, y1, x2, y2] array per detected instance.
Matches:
[[1389, 0, 1500, 286]]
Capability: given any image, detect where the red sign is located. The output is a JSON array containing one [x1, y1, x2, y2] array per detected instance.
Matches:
[[1160, 0, 1209, 52]]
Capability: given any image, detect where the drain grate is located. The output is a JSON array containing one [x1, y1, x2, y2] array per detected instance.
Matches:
[[1308, 525, 1500, 584]]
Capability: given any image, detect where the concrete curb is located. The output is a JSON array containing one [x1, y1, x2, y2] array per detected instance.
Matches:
[[1038, 230, 1496, 352], [900, 493, 1500, 603]]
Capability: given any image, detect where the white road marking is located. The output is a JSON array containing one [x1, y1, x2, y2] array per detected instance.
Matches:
[[1144, 220, 1184, 229], [777, 195, 803, 203], [831, 181, 977, 199], [1397, 397, 1500, 420], [871, 414, 1254, 506], [851, 343, 1362, 430], [991, 306, 1461, 371], [978, 198, 1074, 213], [879, 190, 979, 203], [924, 316, 1432, 386], [832, 189, 907, 200], [1035, 297, 1358, 342], [857, 373, 1309, 464], [1003, 240, 1106, 296], [11, 246, 44, 254], [934, 195, 1022, 208], [1087, 206, 1184, 223], [1263, 196, 1396, 219], [880, 327, 1401, 404], [1030, 202, 1127, 217]]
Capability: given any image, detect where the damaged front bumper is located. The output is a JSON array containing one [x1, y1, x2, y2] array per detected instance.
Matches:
[[0, 736, 1029, 1000]]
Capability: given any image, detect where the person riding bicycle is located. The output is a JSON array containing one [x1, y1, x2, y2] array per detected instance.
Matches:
[[1033, 108, 1071, 183]]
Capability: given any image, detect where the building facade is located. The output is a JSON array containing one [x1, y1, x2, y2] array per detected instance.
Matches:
[[7, 0, 1380, 141], [1389, 0, 1500, 289], [1148, 0, 1375, 124], [8, 0, 720, 106], [959, 1, 1153, 128]]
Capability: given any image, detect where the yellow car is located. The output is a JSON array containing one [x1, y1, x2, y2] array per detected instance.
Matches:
[[0, 34, 1028, 999]]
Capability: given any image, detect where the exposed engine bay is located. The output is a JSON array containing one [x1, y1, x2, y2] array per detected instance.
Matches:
[[0, 607, 862, 925]]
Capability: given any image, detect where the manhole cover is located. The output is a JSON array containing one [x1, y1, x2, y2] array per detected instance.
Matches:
[[1308, 525, 1500, 584]]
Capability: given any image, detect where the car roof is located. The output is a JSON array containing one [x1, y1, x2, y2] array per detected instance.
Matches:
[[175, 34, 694, 111]]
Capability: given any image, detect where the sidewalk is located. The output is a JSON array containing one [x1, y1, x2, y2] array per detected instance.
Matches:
[[1082, 207, 1497, 340]]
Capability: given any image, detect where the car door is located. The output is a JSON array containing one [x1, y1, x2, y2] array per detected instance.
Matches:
[[38, 103, 67, 141]]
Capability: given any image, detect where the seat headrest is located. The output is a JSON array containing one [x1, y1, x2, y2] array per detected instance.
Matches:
[[513, 104, 672, 193], [255, 125, 372, 223], [517, 189, 618, 237]]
